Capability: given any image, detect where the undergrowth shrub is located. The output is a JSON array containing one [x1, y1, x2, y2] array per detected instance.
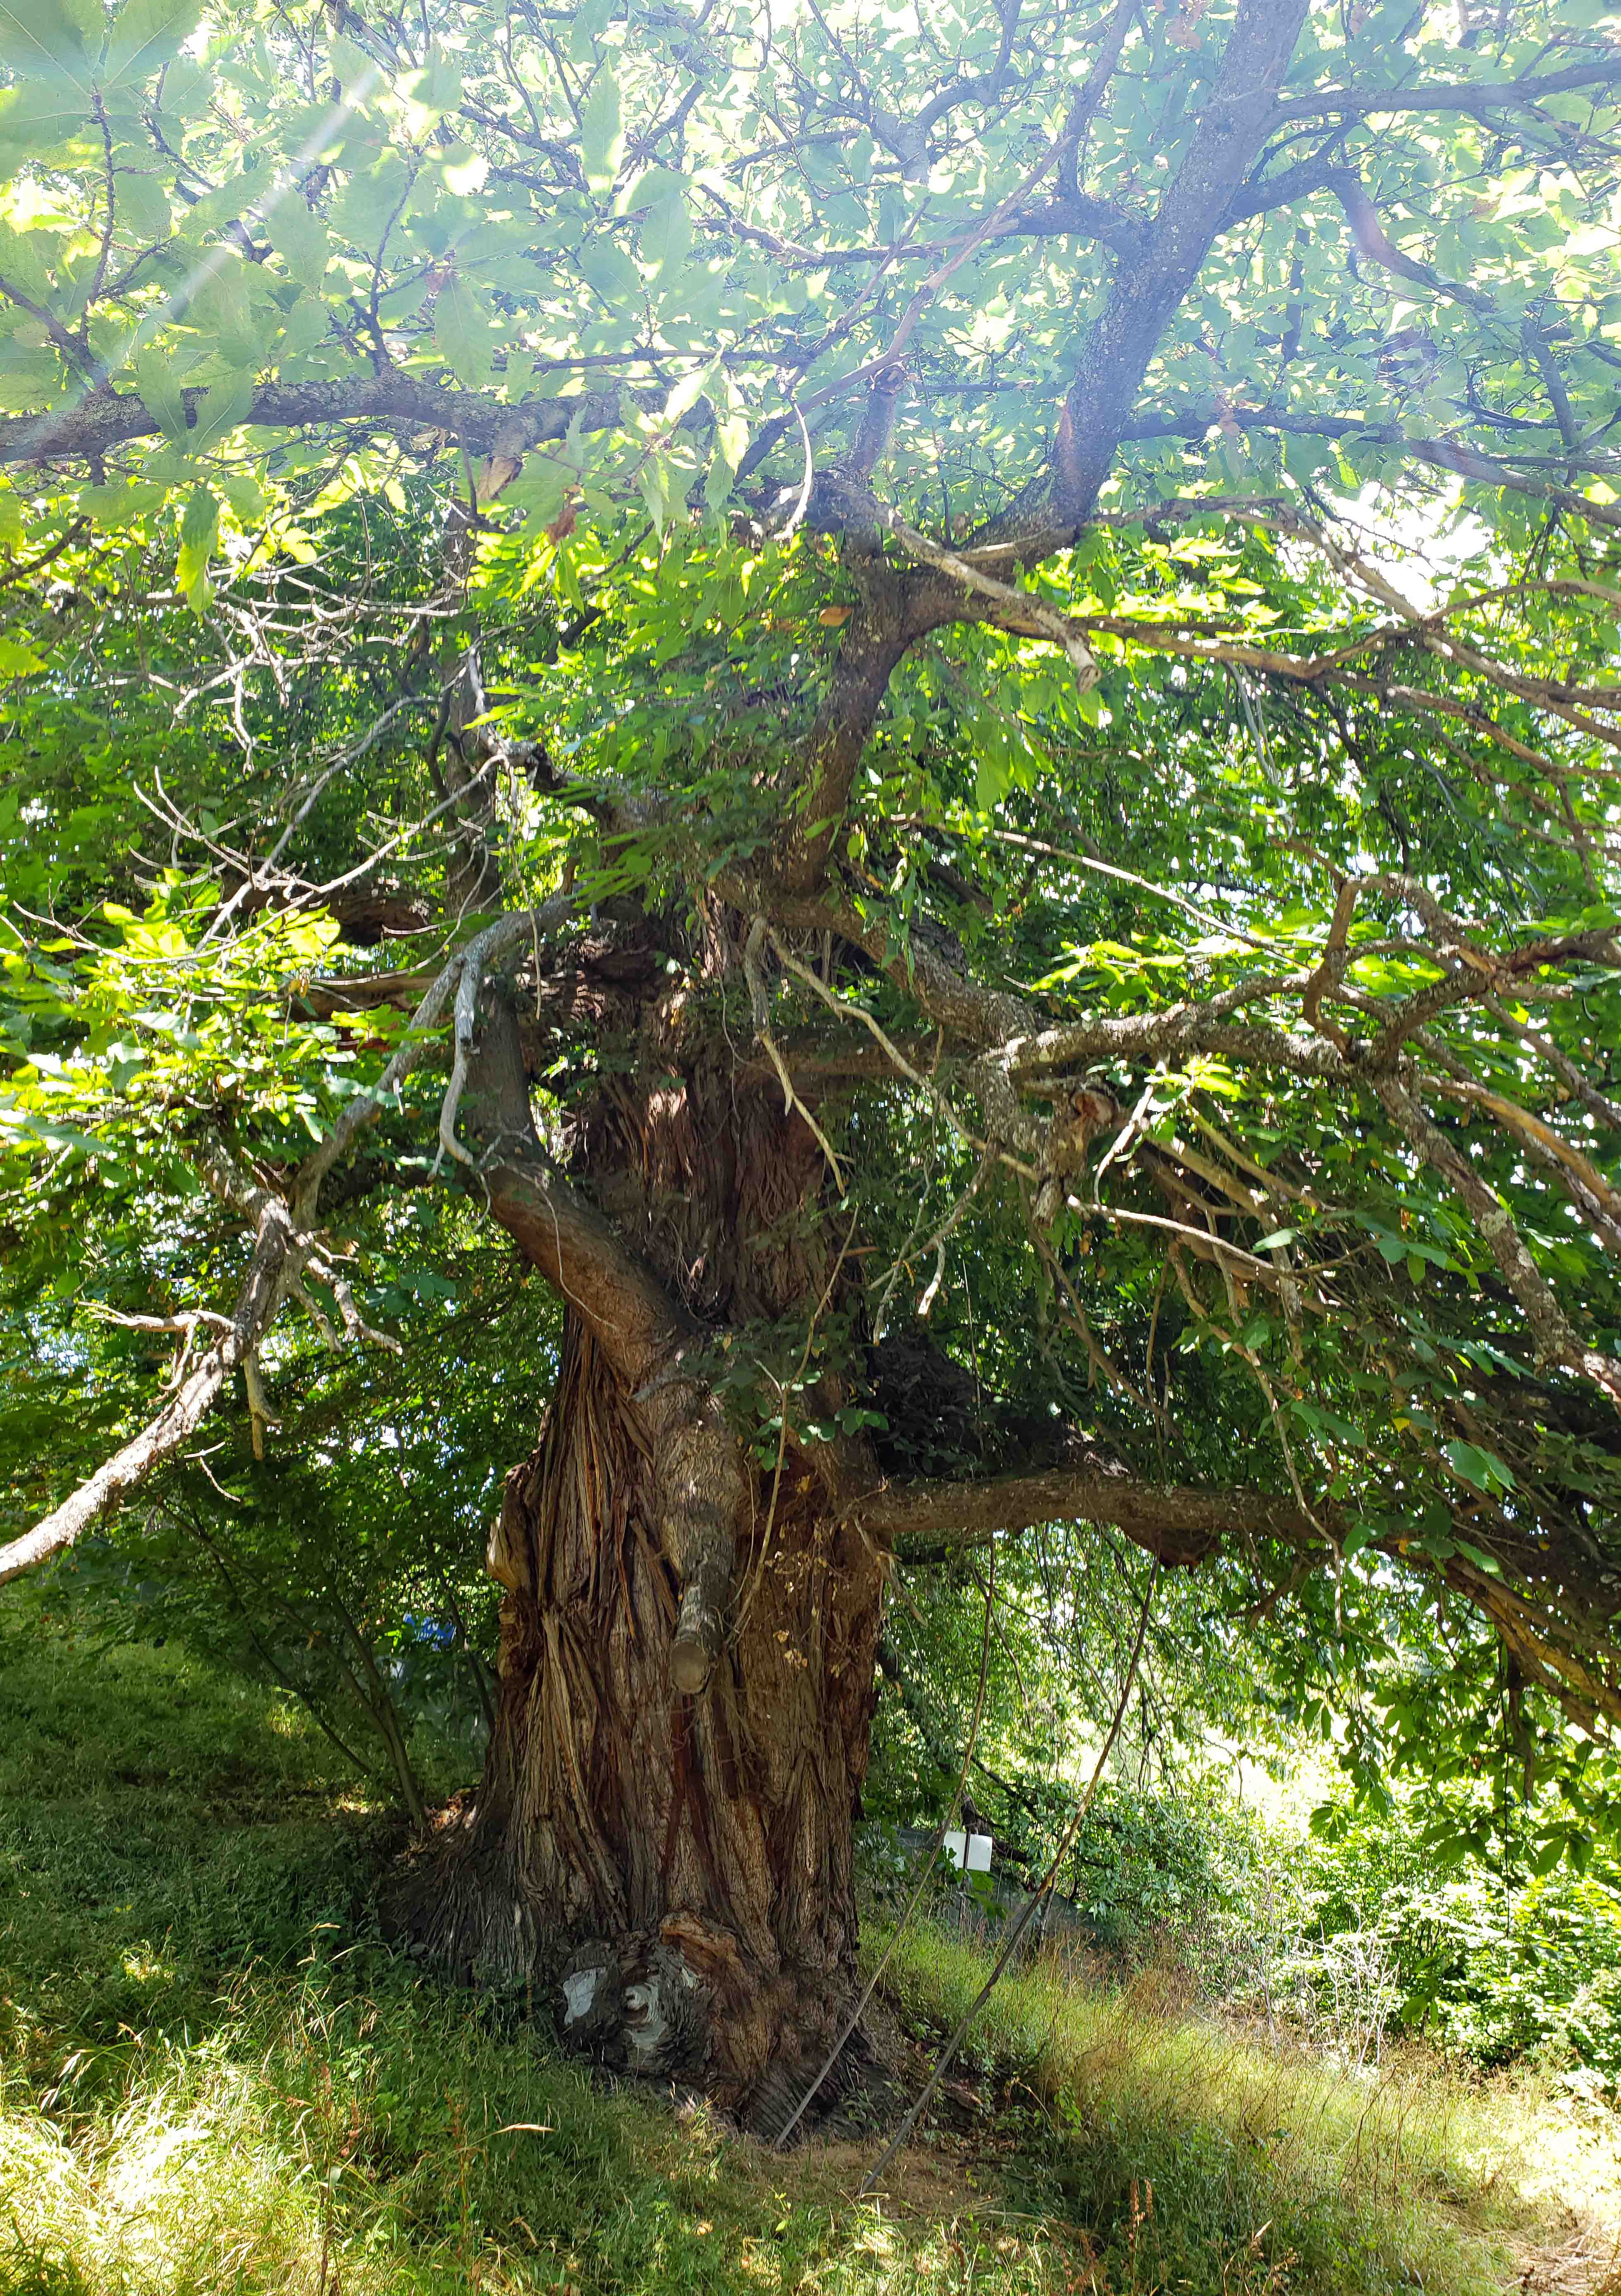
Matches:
[[871, 1920, 1611, 2296], [862, 1762, 1621, 2097], [1291, 1798, 1621, 2100]]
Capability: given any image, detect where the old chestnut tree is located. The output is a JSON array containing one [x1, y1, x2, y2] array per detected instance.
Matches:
[[1, 0, 1620, 2122]]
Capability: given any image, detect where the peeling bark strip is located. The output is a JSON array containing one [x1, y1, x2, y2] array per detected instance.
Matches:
[[660, 1418, 751, 1696], [412, 1317, 884, 2114], [460, 989, 749, 1694]]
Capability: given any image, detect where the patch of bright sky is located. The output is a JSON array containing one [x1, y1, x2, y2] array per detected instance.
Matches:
[[1320, 478, 1492, 613]]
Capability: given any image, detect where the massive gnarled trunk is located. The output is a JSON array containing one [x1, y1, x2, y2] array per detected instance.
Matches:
[[411, 1022, 886, 2125]]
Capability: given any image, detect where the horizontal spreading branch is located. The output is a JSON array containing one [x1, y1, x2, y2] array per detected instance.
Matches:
[[772, 883, 1359, 1082], [1117, 410, 1621, 528], [852, 1461, 1324, 1566], [760, 851, 1621, 1437], [1274, 56, 1621, 119], [860, 1462, 1619, 1733], [930, 580, 1621, 761], [0, 375, 632, 472]]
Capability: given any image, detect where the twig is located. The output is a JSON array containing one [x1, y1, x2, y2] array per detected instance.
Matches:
[[744, 916, 846, 1187], [877, 504, 1099, 689]]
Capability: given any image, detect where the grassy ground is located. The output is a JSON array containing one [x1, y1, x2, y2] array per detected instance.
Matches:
[[1, 1612, 1616, 2296]]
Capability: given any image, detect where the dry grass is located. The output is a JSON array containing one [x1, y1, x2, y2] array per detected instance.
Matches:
[[869, 1923, 1621, 2295]]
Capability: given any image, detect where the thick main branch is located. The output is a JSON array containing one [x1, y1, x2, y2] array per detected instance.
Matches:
[[854, 1461, 1319, 1567], [462, 989, 748, 1693], [0, 375, 630, 471]]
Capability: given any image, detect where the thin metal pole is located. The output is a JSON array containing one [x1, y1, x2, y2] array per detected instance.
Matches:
[[859, 1563, 1160, 2197], [773, 1543, 1000, 2150]]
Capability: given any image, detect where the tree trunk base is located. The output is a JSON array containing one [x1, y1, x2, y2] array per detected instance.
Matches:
[[383, 1318, 885, 2133], [385, 1830, 866, 2138]]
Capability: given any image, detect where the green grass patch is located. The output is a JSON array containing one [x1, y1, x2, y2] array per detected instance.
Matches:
[[1, 1614, 1615, 2294]]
